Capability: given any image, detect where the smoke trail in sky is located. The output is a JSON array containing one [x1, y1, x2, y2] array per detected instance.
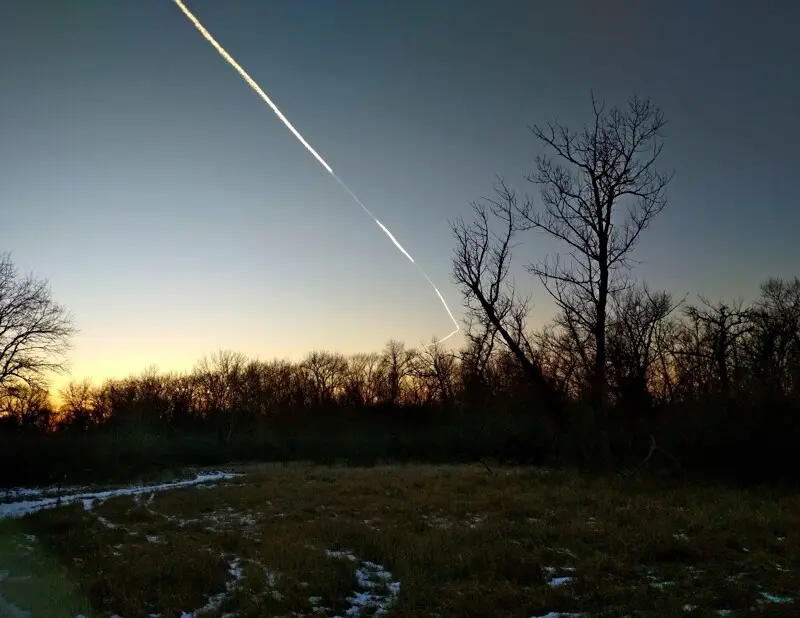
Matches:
[[171, 0, 460, 344]]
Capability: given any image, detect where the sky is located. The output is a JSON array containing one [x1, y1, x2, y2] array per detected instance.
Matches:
[[1, 0, 798, 393]]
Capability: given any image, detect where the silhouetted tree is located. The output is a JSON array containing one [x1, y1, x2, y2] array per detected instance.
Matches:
[[677, 298, 751, 401], [343, 352, 383, 407], [746, 278, 800, 400], [0, 381, 53, 431], [60, 378, 97, 430], [301, 350, 348, 406], [606, 283, 682, 415], [413, 338, 459, 409], [533, 323, 584, 399], [515, 95, 672, 417], [195, 350, 247, 442], [378, 340, 414, 406], [451, 182, 563, 421], [0, 252, 76, 392], [457, 314, 498, 404]]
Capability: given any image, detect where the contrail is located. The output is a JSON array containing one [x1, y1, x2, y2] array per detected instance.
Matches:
[[172, 0, 459, 344]]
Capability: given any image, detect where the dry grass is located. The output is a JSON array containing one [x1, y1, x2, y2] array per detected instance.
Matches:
[[1, 463, 798, 617]]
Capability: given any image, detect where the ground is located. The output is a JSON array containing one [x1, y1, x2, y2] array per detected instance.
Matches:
[[0, 463, 797, 617]]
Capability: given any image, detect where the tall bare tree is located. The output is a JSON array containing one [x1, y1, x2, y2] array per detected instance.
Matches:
[[451, 181, 563, 421], [0, 253, 76, 390], [516, 95, 672, 415]]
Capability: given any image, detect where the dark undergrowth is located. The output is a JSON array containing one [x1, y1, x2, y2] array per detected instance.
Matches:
[[2, 398, 799, 490]]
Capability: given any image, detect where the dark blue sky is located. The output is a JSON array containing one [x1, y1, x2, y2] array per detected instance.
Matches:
[[1, 0, 798, 386]]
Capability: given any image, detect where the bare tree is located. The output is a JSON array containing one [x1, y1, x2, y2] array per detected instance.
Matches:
[[0, 253, 76, 389], [451, 181, 562, 419], [262, 359, 307, 414], [59, 378, 97, 430], [0, 381, 53, 431], [343, 352, 383, 406], [606, 283, 682, 413], [747, 278, 800, 398], [533, 323, 584, 399], [458, 313, 498, 396], [677, 298, 752, 400], [160, 371, 198, 427], [413, 337, 459, 408], [301, 350, 348, 405], [516, 95, 672, 414], [195, 350, 247, 441], [378, 340, 415, 406]]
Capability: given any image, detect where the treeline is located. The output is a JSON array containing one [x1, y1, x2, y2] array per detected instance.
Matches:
[[2, 94, 797, 488], [1, 276, 798, 486]]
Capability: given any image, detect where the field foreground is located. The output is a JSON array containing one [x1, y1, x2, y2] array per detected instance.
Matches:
[[0, 464, 797, 617]]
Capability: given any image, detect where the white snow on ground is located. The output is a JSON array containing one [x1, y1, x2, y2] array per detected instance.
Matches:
[[420, 513, 452, 530], [0, 472, 236, 519], [322, 550, 401, 617], [648, 578, 675, 590], [135, 496, 263, 541], [325, 550, 358, 562], [543, 566, 576, 588], [528, 565, 580, 615], [1, 485, 88, 502], [421, 511, 485, 531], [759, 592, 793, 604], [179, 556, 244, 618], [547, 547, 577, 558]]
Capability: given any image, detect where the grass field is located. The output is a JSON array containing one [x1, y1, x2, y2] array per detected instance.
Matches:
[[0, 463, 797, 617]]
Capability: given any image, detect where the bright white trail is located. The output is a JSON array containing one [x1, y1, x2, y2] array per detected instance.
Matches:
[[172, 0, 459, 344]]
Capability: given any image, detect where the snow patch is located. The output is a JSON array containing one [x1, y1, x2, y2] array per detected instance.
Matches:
[[1, 485, 88, 503], [543, 566, 576, 588], [324, 550, 401, 617], [759, 592, 793, 604], [0, 472, 237, 519], [179, 556, 243, 618], [466, 513, 484, 529], [648, 576, 675, 590], [421, 513, 452, 530], [325, 550, 358, 562]]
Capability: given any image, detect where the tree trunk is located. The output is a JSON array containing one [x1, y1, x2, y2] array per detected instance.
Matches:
[[593, 253, 611, 467]]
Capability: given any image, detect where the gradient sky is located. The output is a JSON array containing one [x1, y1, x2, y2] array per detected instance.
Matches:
[[1, 0, 798, 392]]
